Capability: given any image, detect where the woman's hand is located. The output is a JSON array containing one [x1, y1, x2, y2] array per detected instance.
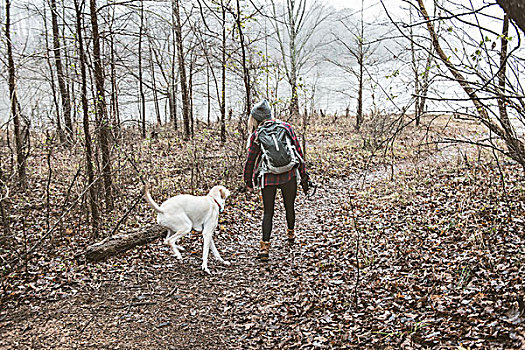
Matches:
[[300, 176, 309, 195]]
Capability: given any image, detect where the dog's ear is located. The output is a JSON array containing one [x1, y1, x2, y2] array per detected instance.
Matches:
[[219, 187, 229, 199]]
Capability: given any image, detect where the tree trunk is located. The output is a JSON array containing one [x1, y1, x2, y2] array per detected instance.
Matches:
[[50, 0, 74, 141], [84, 224, 165, 262], [109, 6, 120, 130], [173, 0, 191, 140], [42, 6, 65, 144], [168, 84, 177, 129], [170, 6, 178, 130], [418, 0, 525, 170], [89, 0, 113, 210], [418, 43, 433, 119], [356, 55, 363, 131], [497, 0, 525, 33], [236, 0, 252, 119], [138, 2, 146, 138], [74, 0, 99, 233], [288, 1, 300, 117], [355, 0, 364, 132], [189, 57, 194, 136], [0, 198, 9, 243], [5, 0, 26, 188], [149, 41, 162, 127], [207, 65, 211, 124], [409, 7, 421, 126], [220, 0, 227, 143], [0, 167, 10, 242]]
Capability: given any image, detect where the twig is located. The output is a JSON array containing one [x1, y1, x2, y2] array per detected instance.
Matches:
[[492, 148, 512, 220], [108, 191, 144, 237], [116, 301, 156, 309], [62, 166, 82, 211], [77, 314, 96, 334], [348, 195, 360, 309], [7, 173, 104, 267], [45, 132, 54, 231]]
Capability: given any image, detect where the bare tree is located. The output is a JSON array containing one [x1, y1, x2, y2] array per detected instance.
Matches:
[[74, 0, 99, 232], [108, 5, 120, 129], [219, 0, 227, 143], [409, 5, 435, 126], [50, 0, 74, 142], [329, 0, 377, 131], [89, 0, 114, 210], [235, 0, 252, 119], [5, 0, 27, 188], [41, 4, 65, 143], [138, 1, 146, 138], [173, 0, 191, 139], [416, 0, 525, 169], [148, 33, 162, 127], [270, 0, 329, 116]]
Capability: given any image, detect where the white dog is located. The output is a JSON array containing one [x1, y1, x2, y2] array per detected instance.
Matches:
[[144, 185, 231, 274]]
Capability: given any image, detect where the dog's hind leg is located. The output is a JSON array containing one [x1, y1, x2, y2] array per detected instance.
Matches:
[[164, 229, 174, 244], [166, 227, 191, 261], [163, 229, 185, 251], [210, 238, 230, 266]]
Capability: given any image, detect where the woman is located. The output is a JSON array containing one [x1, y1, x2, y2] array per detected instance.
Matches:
[[243, 99, 309, 261]]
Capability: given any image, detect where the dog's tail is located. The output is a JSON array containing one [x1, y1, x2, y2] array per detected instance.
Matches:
[[143, 185, 164, 213]]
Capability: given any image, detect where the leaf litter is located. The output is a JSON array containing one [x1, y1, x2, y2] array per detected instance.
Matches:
[[0, 116, 523, 349]]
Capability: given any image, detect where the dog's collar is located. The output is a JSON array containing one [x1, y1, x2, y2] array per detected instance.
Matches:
[[212, 197, 224, 213]]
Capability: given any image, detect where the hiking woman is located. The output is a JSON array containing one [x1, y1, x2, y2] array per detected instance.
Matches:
[[243, 100, 309, 261]]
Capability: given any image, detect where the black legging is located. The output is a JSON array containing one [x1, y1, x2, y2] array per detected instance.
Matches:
[[261, 178, 297, 242]]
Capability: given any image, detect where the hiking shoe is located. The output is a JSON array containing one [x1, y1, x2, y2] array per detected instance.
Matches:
[[258, 240, 270, 261], [286, 229, 295, 244]]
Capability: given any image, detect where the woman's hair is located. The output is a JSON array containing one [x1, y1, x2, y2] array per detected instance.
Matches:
[[246, 115, 260, 149], [247, 114, 260, 135]]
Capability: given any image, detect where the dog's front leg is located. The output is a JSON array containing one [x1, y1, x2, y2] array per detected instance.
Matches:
[[210, 238, 230, 266], [201, 231, 213, 274]]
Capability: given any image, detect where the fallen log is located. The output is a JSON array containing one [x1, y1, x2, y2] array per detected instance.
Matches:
[[85, 224, 166, 262]]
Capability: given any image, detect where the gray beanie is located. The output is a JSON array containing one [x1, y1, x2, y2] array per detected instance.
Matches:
[[251, 100, 272, 121]]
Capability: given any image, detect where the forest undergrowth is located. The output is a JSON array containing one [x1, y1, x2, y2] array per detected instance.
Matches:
[[0, 114, 523, 349]]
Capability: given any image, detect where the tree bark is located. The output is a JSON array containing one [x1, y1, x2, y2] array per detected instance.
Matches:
[[236, 0, 251, 118], [0, 167, 10, 241], [497, 0, 525, 33], [42, 6, 65, 144], [207, 65, 211, 124], [138, 2, 146, 138], [169, 5, 178, 130], [355, 0, 364, 131], [89, 0, 114, 210], [220, 0, 227, 143], [148, 38, 162, 127], [409, 7, 420, 126], [497, 15, 510, 123], [5, 0, 26, 188], [173, 0, 191, 139], [75, 0, 99, 233], [50, 0, 74, 141], [189, 56, 194, 136], [84, 224, 165, 262], [109, 6, 120, 130]]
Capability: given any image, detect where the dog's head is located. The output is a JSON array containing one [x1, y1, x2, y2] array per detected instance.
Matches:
[[208, 185, 230, 203]]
